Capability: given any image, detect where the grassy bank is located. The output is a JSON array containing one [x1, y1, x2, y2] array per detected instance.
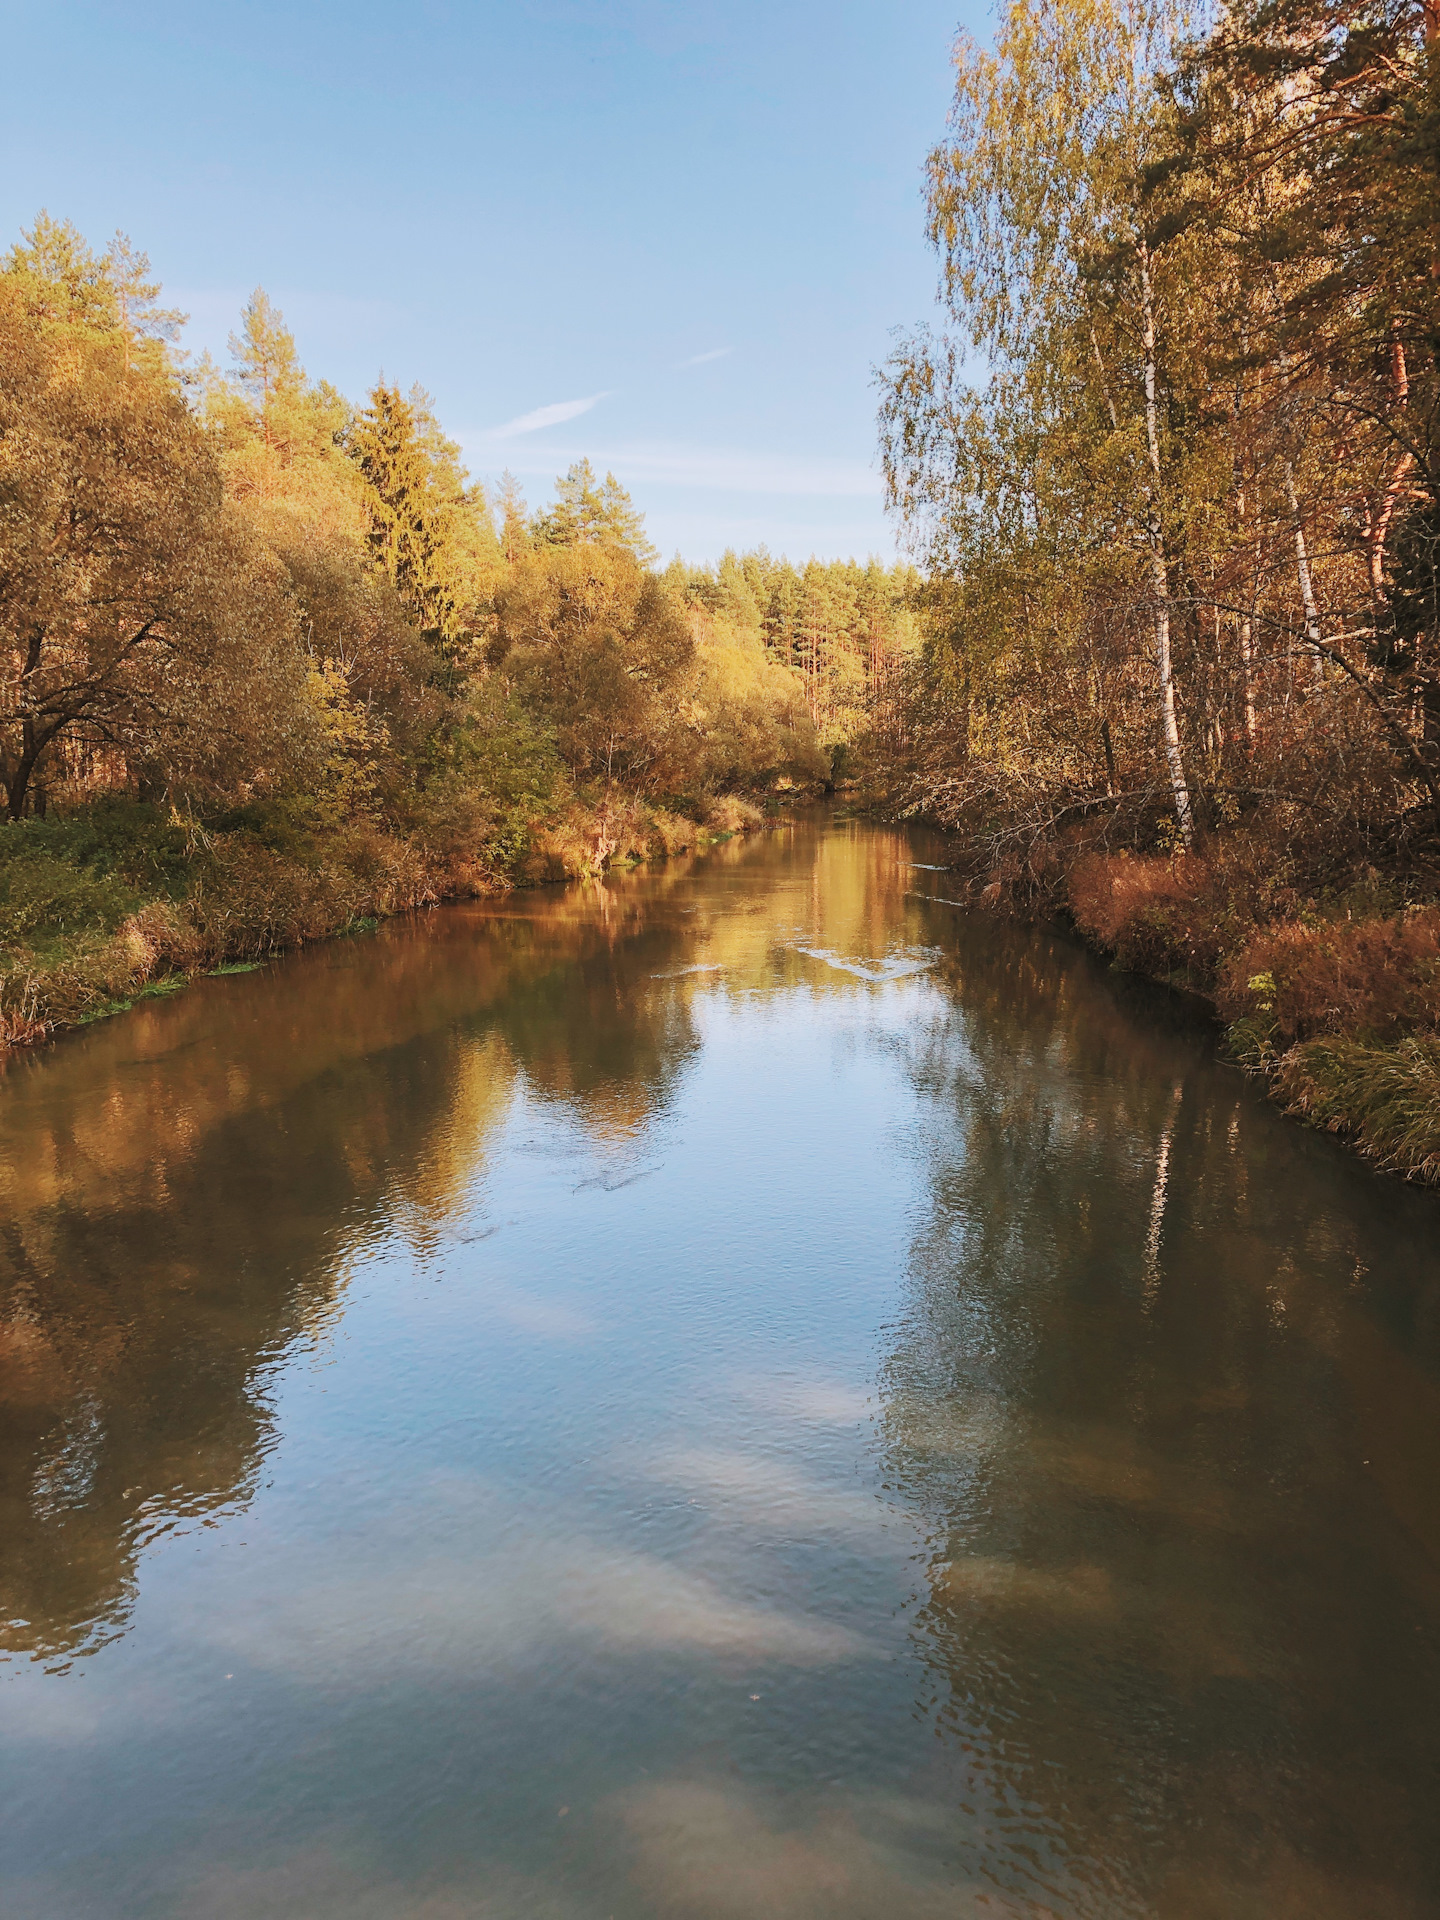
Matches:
[[0, 789, 770, 1049], [906, 824, 1440, 1185]]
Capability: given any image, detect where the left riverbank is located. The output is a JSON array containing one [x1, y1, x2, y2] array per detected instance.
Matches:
[[0, 789, 770, 1050]]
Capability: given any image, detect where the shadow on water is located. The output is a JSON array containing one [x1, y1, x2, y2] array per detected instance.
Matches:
[[0, 816, 1437, 1918]]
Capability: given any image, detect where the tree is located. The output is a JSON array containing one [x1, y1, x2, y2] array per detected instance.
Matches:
[[0, 287, 309, 818], [490, 542, 692, 788], [229, 289, 305, 433], [881, 0, 1257, 847], [4, 212, 119, 331], [104, 233, 186, 374], [1173, 0, 1440, 812], [531, 459, 658, 566], [347, 381, 496, 662]]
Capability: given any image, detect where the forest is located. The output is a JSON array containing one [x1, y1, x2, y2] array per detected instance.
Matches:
[[0, 216, 915, 1041], [879, 0, 1440, 1179]]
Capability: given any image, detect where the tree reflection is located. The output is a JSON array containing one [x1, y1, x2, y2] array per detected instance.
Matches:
[[0, 870, 710, 1661], [877, 906, 1440, 1914]]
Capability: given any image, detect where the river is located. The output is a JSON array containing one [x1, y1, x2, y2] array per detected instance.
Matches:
[[1, 816, 1437, 1918]]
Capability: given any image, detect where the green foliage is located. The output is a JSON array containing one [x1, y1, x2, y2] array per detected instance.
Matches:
[[346, 382, 497, 661], [669, 550, 920, 753], [0, 854, 136, 947], [531, 460, 658, 566]]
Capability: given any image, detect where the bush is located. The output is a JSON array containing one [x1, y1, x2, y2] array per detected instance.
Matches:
[[1217, 909, 1440, 1047], [0, 803, 191, 946], [704, 794, 765, 835], [0, 853, 136, 945], [1066, 852, 1235, 979]]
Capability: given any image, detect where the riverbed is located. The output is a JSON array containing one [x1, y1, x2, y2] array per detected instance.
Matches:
[[2, 816, 1437, 1918]]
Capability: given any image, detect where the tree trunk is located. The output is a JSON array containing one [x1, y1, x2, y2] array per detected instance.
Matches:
[[1138, 242, 1194, 848], [1284, 459, 1328, 690], [6, 732, 39, 822], [1238, 609, 1258, 747]]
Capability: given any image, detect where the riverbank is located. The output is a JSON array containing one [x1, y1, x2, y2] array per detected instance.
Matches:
[[905, 824, 1440, 1185], [0, 788, 772, 1050]]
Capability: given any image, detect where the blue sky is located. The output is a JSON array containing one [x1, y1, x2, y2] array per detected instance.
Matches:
[[1, 1, 976, 563]]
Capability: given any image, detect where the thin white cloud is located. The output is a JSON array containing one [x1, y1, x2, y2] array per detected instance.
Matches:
[[482, 392, 609, 438], [679, 347, 732, 367]]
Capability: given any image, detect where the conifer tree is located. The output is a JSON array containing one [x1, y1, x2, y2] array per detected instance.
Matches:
[[229, 290, 305, 440], [3, 212, 118, 330], [532, 459, 658, 565], [347, 381, 488, 661], [103, 234, 186, 372]]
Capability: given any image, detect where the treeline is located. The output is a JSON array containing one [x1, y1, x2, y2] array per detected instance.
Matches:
[[0, 214, 910, 1039], [665, 550, 922, 759], [879, 0, 1440, 1178]]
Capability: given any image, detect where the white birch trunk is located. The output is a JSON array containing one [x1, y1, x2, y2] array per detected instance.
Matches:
[[1138, 242, 1194, 848], [1283, 459, 1327, 690]]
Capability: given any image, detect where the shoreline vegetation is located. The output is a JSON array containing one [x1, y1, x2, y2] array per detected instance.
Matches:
[[870, 0, 1440, 1185], [0, 216, 917, 1050]]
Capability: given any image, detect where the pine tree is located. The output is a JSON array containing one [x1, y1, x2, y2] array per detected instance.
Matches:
[[532, 459, 658, 565], [103, 234, 186, 372], [229, 290, 305, 439], [3, 212, 117, 330]]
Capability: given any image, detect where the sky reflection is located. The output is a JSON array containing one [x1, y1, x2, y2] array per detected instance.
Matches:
[[2, 819, 1438, 1917]]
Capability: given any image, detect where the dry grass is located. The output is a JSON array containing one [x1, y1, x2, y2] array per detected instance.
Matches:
[[703, 793, 765, 835], [1065, 852, 1246, 980], [0, 971, 50, 1046], [1277, 1036, 1440, 1183], [1068, 853, 1208, 947], [1217, 909, 1440, 1046]]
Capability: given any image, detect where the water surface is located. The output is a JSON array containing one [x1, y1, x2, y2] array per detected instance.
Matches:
[[2, 818, 1438, 1918]]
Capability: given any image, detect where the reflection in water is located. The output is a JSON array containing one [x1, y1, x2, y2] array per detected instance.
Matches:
[[880, 908, 1440, 1917], [0, 885, 701, 1660], [1, 819, 1437, 1919]]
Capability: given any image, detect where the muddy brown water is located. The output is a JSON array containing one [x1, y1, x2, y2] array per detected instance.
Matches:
[[1, 817, 1438, 1918]]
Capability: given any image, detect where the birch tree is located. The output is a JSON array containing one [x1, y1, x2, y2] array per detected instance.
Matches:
[[881, 0, 1212, 843]]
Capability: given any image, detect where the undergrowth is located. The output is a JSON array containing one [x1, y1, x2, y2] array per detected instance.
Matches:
[[0, 790, 770, 1048]]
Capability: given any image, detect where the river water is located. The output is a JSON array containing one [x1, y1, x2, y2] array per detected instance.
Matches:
[[1, 817, 1438, 1919]]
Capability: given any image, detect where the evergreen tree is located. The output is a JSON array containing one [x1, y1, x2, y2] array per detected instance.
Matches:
[[229, 290, 305, 430], [3, 211, 118, 330], [103, 233, 186, 372], [532, 459, 658, 565], [347, 381, 496, 661]]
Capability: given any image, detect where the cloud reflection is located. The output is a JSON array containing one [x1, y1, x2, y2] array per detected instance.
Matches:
[[197, 1510, 863, 1683]]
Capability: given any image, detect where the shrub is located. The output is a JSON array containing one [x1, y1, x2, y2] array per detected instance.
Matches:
[[187, 835, 371, 956], [0, 852, 136, 945], [1066, 853, 1221, 978], [704, 794, 764, 835], [1217, 909, 1440, 1047]]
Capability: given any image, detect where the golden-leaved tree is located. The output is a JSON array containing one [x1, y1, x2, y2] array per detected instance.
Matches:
[[0, 254, 312, 820]]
